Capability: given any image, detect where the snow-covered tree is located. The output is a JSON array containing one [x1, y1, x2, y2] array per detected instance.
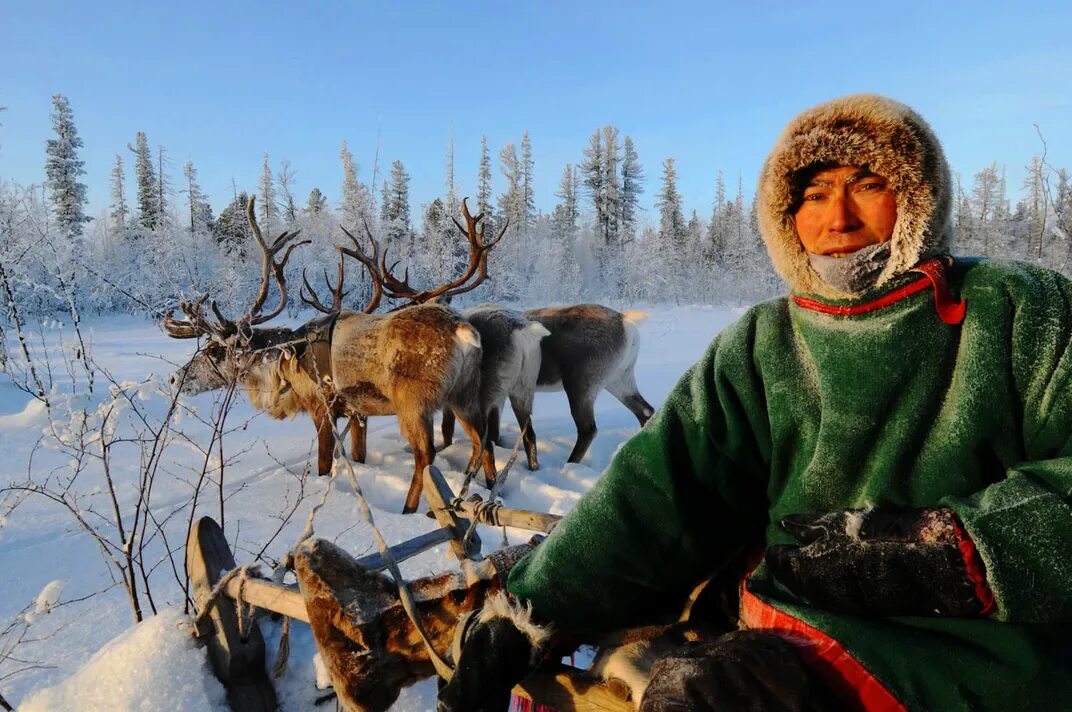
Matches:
[[155, 145, 170, 228], [306, 186, 326, 215], [129, 132, 159, 230], [581, 129, 605, 241], [214, 192, 250, 250], [477, 135, 493, 219], [258, 153, 278, 233], [552, 164, 579, 237], [707, 170, 727, 260], [445, 130, 458, 217], [620, 135, 643, 238], [277, 159, 297, 224], [656, 157, 686, 244], [601, 125, 621, 244], [339, 140, 372, 230], [382, 159, 412, 246], [520, 131, 535, 232], [498, 142, 524, 230], [109, 154, 128, 233], [182, 159, 213, 234], [44, 94, 90, 239]]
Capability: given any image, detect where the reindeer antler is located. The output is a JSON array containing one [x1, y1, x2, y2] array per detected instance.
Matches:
[[380, 198, 505, 304], [162, 196, 309, 340], [336, 221, 384, 313], [301, 258, 350, 314]]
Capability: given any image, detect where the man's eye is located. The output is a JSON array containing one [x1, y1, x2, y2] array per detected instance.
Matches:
[[857, 182, 885, 192], [803, 193, 824, 201]]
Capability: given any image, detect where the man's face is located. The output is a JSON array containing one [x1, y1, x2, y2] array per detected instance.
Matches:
[[793, 165, 897, 256]]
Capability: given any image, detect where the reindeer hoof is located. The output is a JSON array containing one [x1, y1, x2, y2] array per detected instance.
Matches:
[[527, 459, 539, 471], [484, 477, 497, 490], [401, 503, 419, 515]]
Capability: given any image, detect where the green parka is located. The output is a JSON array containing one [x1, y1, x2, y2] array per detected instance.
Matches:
[[507, 96, 1072, 710]]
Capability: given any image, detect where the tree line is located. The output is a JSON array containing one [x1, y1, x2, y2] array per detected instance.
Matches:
[[3, 94, 1071, 326]]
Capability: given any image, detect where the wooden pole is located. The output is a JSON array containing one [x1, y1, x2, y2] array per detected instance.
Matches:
[[453, 497, 562, 533], [423, 465, 482, 559]]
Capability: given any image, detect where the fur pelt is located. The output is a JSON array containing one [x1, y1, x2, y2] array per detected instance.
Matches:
[[294, 538, 532, 712], [756, 94, 952, 298]]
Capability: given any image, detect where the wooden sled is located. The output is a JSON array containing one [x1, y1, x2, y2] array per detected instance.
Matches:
[[187, 465, 633, 712]]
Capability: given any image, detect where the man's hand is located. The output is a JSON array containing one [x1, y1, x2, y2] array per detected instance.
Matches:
[[639, 631, 834, 712], [765, 507, 994, 617], [437, 592, 550, 712]]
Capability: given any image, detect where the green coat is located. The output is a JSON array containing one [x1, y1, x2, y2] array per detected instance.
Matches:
[[508, 258, 1072, 711]]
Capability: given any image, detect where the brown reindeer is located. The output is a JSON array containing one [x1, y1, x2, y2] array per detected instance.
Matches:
[[524, 305, 655, 464], [167, 198, 504, 513]]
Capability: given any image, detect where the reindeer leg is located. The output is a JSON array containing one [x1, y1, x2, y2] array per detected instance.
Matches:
[[440, 408, 456, 450], [456, 412, 497, 490], [509, 393, 538, 471], [397, 408, 435, 514], [608, 370, 656, 426], [487, 405, 504, 447], [564, 385, 598, 464], [313, 407, 335, 476], [350, 415, 368, 464]]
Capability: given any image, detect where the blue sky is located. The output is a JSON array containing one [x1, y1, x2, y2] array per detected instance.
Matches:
[[2, 1, 1070, 223]]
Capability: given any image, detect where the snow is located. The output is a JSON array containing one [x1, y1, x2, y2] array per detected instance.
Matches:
[[0, 305, 741, 709], [18, 608, 228, 712]]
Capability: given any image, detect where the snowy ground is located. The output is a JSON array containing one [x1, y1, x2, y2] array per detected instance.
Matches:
[[0, 304, 745, 710]]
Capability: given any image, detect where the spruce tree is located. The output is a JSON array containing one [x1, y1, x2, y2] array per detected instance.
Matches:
[[110, 154, 128, 233], [620, 136, 644, 237], [601, 125, 621, 243], [259, 152, 278, 233], [521, 131, 535, 231], [445, 130, 457, 216], [44, 94, 90, 238], [182, 160, 213, 234], [707, 170, 727, 260], [384, 160, 412, 245], [581, 129, 610, 243], [340, 140, 372, 229], [552, 164, 579, 236], [129, 132, 158, 229], [477, 135, 493, 219], [656, 158, 686, 244], [305, 187, 327, 215], [156, 145, 170, 226]]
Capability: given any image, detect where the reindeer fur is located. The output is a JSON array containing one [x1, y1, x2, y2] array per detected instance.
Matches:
[[294, 538, 531, 712]]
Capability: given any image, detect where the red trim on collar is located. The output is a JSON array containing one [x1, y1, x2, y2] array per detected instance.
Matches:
[[792, 258, 967, 325]]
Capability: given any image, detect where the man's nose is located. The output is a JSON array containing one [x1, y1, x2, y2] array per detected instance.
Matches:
[[827, 195, 862, 232]]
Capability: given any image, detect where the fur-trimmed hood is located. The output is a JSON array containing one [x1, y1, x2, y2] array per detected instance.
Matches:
[[756, 94, 952, 298]]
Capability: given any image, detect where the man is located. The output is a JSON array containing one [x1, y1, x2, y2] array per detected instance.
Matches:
[[439, 95, 1072, 711]]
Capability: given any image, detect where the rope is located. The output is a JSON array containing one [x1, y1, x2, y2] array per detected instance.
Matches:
[[190, 564, 263, 639], [460, 421, 528, 552], [272, 615, 291, 678]]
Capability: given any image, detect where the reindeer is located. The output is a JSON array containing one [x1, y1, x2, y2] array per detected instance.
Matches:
[[166, 197, 503, 513], [523, 305, 655, 464], [440, 306, 550, 471]]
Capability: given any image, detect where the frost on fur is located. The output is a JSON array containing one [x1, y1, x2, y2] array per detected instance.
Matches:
[[477, 591, 552, 650]]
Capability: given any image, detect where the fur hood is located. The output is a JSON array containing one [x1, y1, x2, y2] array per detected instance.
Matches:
[[756, 94, 953, 298]]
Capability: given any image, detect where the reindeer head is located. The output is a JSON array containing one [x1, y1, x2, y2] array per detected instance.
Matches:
[[164, 196, 308, 396]]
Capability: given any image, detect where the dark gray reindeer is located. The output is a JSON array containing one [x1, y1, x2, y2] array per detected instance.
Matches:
[[525, 304, 655, 464], [439, 305, 551, 471], [166, 197, 503, 513], [442, 304, 655, 468]]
